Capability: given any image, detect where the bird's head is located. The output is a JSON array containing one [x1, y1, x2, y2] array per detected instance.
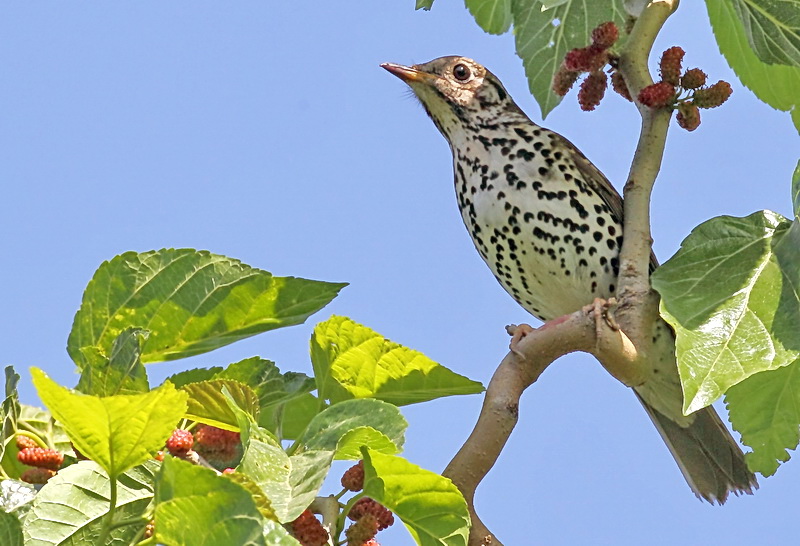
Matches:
[[381, 56, 523, 142]]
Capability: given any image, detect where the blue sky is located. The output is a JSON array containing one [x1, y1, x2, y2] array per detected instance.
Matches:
[[2, 2, 798, 544]]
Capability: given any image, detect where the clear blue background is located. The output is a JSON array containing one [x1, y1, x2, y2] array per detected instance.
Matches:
[[1, 2, 797, 544]]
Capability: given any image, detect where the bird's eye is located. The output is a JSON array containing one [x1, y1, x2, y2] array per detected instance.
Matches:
[[452, 63, 471, 81]]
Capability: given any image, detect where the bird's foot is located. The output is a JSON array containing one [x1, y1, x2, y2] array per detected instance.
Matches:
[[584, 297, 620, 333], [506, 323, 535, 357]]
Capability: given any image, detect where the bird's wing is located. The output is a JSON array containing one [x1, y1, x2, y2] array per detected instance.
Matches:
[[552, 133, 660, 271]]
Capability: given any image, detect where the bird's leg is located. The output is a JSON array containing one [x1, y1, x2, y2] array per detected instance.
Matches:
[[586, 297, 620, 332], [506, 323, 534, 357]]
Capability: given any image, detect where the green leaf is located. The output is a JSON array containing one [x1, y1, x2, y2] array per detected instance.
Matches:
[[217, 357, 315, 410], [0, 510, 22, 546], [415, 0, 435, 10], [262, 520, 301, 545], [336, 427, 400, 460], [226, 472, 278, 521], [511, 0, 627, 117], [32, 368, 188, 478], [165, 367, 223, 388], [285, 450, 334, 522], [311, 316, 483, 405], [465, 0, 512, 34], [792, 160, 800, 217], [155, 457, 266, 546], [652, 211, 800, 413], [15, 405, 71, 454], [0, 480, 36, 516], [23, 461, 157, 546], [729, 0, 800, 67], [67, 249, 346, 367], [259, 393, 325, 441], [182, 379, 260, 430], [361, 449, 470, 546], [0, 367, 20, 464], [725, 359, 800, 476], [76, 328, 150, 396], [706, 0, 800, 133], [298, 399, 406, 456]]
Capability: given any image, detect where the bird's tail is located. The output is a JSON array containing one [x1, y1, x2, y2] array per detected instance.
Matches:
[[635, 392, 758, 504]]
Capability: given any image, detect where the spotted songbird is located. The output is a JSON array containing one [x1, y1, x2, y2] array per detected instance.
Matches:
[[382, 56, 757, 503]]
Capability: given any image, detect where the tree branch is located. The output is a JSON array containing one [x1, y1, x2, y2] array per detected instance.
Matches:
[[443, 3, 681, 544]]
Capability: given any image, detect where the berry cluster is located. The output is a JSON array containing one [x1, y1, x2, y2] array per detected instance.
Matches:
[[552, 22, 626, 111], [291, 509, 329, 546], [638, 46, 732, 131], [16, 435, 64, 485], [165, 429, 194, 456], [194, 425, 241, 468], [348, 497, 394, 531], [341, 460, 364, 492]]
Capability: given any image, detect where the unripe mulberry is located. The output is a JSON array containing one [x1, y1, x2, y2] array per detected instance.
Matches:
[[591, 22, 619, 50], [659, 46, 684, 85], [693, 81, 732, 108], [552, 65, 580, 96], [17, 447, 63, 471], [680, 68, 707, 90], [195, 425, 240, 450], [677, 102, 701, 131], [637, 82, 676, 108], [291, 509, 329, 546], [345, 513, 379, 545], [144, 520, 155, 539], [348, 498, 395, 531], [165, 429, 194, 456], [15, 435, 37, 451], [610, 71, 632, 102], [578, 71, 607, 111], [342, 460, 365, 492], [21, 467, 56, 484]]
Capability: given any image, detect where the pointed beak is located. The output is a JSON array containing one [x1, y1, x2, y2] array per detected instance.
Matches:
[[381, 62, 434, 84]]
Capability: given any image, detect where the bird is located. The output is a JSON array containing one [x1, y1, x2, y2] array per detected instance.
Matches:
[[382, 55, 757, 503]]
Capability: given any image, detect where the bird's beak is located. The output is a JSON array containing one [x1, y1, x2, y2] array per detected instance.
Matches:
[[381, 62, 435, 84]]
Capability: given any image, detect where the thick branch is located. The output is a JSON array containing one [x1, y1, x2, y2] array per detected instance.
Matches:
[[614, 0, 678, 358], [443, 306, 640, 545]]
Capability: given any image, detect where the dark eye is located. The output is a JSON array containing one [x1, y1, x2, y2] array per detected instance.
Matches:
[[452, 63, 471, 81]]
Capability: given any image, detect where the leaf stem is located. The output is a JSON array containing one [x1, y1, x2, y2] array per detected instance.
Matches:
[[97, 475, 119, 545]]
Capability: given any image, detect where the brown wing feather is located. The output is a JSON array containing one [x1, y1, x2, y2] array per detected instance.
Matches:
[[552, 133, 660, 272]]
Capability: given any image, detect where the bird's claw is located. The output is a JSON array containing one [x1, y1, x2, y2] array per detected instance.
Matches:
[[507, 323, 535, 357], [584, 297, 619, 332]]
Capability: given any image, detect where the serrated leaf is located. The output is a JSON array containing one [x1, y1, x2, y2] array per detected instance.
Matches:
[[23, 461, 157, 546], [0, 510, 22, 546], [285, 450, 334, 522], [259, 393, 325, 441], [361, 449, 470, 546], [32, 368, 188, 478], [262, 519, 301, 545], [225, 472, 278, 521], [652, 211, 800, 413], [311, 316, 483, 405], [217, 357, 315, 410], [0, 367, 20, 464], [336, 427, 400, 460], [466, 0, 512, 34], [729, 0, 800, 67], [76, 328, 150, 396], [155, 457, 266, 546], [298, 399, 406, 456], [511, 0, 627, 117], [725, 359, 800, 476], [164, 367, 223, 388], [792, 161, 800, 217], [16, 405, 71, 453], [67, 249, 346, 367], [0, 480, 36, 516], [706, 0, 800, 133], [183, 379, 260, 430], [415, 0, 435, 9]]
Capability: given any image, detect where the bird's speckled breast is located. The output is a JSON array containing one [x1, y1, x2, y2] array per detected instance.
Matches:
[[450, 124, 623, 321]]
